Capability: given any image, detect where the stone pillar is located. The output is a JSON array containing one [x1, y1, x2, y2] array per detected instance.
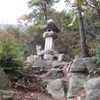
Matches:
[[41, 19, 59, 51], [43, 29, 57, 50], [44, 37, 54, 50]]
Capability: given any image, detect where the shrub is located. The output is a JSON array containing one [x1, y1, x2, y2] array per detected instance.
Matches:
[[94, 38, 100, 66], [0, 31, 23, 72]]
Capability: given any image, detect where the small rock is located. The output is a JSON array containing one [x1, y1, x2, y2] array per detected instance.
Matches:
[[33, 59, 52, 69], [0, 67, 12, 89], [48, 68, 64, 79], [0, 90, 15, 95], [52, 61, 62, 68], [3, 95, 13, 100]]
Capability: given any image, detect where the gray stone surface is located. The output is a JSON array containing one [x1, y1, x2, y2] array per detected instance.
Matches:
[[23, 66, 41, 74], [33, 59, 52, 69], [0, 67, 12, 89], [67, 57, 97, 99], [83, 58, 97, 73], [41, 50, 54, 55], [68, 59, 86, 73], [67, 75, 85, 98], [44, 54, 53, 61], [67, 58, 97, 73], [46, 79, 65, 99], [41, 19, 59, 32], [48, 68, 64, 79], [26, 55, 34, 63], [84, 77, 100, 100], [36, 45, 43, 55], [52, 61, 62, 68], [58, 54, 71, 62]]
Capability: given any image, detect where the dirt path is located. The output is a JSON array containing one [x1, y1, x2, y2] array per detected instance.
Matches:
[[12, 62, 69, 100]]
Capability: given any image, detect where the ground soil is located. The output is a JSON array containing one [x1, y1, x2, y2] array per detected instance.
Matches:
[[7, 61, 86, 100], [11, 62, 69, 100]]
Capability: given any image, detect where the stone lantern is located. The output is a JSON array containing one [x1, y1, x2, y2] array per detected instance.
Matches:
[[41, 19, 59, 51]]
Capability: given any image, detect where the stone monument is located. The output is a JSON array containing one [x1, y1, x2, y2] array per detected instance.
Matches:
[[41, 19, 59, 51], [36, 45, 42, 55]]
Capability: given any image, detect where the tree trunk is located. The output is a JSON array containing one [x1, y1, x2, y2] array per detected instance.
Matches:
[[77, 4, 89, 57], [42, 3, 48, 20], [95, 7, 100, 25]]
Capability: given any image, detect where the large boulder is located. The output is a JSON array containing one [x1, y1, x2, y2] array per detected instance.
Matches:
[[33, 59, 52, 70], [84, 77, 100, 100], [67, 75, 85, 98], [66, 57, 97, 99], [83, 58, 97, 73], [46, 79, 66, 99], [0, 67, 12, 89], [68, 59, 86, 73], [67, 57, 97, 74], [48, 68, 64, 79]]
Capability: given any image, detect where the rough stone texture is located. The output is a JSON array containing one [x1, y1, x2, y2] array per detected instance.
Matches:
[[23, 66, 41, 74], [84, 77, 100, 100], [44, 54, 53, 61], [33, 55, 39, 61], [83, 58, 97, 73], [52, 61, 62, 68], [43, 31, 58, 39], [48, 68, 64, 79], [68, 59, 86, 73], [27, 55, 34, 63], [67, 75, 85, 98], [36, 45, 43, 55], [41, 50, 54, 55], [65, 54, 72, 62], [41, 19, 59, 32], [66, 57, 97, 99], [67, 58, 97, 73], [33, 59, 52, 69], [0, 90, 15, 100], [0, 67, 12, 90], [58, 54, 71, 62], [46, 79, 65, 99], [42, 19, 59, 51], [67, 99, 73, 100]]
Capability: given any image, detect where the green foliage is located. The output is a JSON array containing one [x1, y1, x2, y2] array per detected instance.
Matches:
[[0, 33, 23, 71], [5, 25, 21, 37], [83, 10, 100, 38], [77, 0, 84, 5], [94, 40, 100, 67], [27, 0, 60, 21], [28, 0, 42, 8], [86, 68, 100, 79], [42, 81, 49, 89]]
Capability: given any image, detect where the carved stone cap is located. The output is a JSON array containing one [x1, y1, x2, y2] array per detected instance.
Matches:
[[41, 19, 59, 32], [43, 31, 58, 39]]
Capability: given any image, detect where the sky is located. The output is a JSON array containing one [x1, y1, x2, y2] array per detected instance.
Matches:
[[0, 0, 66, 24]]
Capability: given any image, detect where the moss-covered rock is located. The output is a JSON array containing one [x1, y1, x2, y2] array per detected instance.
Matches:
[[0, 67, 12, 89]]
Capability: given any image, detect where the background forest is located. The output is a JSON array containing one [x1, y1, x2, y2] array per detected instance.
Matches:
[[0, 0, 100, 71]]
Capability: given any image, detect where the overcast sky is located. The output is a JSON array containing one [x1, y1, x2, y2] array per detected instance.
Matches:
[[0, 0, 65, 24]]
